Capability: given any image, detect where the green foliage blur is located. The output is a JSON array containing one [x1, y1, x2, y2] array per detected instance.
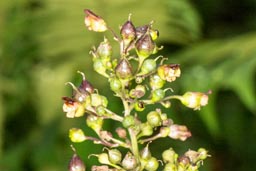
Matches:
[[0, 0, 255, 171]]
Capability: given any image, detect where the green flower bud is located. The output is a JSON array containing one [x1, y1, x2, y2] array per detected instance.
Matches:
[[69, 154, 86, 171], [145, 157, 159, 171], [135, 32, 156, 59], [162, 148, 178, 164], [151, 89, 165, 102], [140, 59, 157, 75], [108, 149, 122, 164], [122, 115, 135, 128], [69, 128, 86, 143], [86, 115, 103, 133], [109, 77, 122, 92], [121, 152, 137, 170], [84, 9, 107, 32], [115, 58, 133, 80], [163, 163, 177, 171], [134, 101, 145, 112], [150, 74, 165, 90], [147, 111, 162, 127], [97, 38, 112, 59], [157, 64, 181, 82]]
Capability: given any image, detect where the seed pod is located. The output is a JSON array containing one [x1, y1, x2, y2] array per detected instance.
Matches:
[[109, 77, 122, 92], [145, 157, 159, 171], [135, 25, 149, 39], [93, 58, 107, 76], [120, 18, 136, 46], [121, 152, 137, 170], [115, 58, 133, 80], [69, 154, 86, 171], [122, 115, 135, 128], [147, 111, 162, 127], [69, 128, 86, 143], [86, 115, 103, 133], [163, 163, 177, 171], [139, 122, 153, 137], [97, 153, 111, 165], [178, 155, 190, 168], [140, 144, 152, 160], [149, 74, 165, 90], [151, 89, 165, 102], [97, 38, 112, 59], [162, 148, 178, 164], [135, 32, 156, 59], [77, 71, 94, 94], [140, 59, 157, 75], [90, 94, 108, 107], [197, 148, 209, 160], [108, 149, 122, 164]]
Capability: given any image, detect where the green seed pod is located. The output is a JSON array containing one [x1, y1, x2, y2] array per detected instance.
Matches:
[[163, 163, 177, 171], [69, 128, 86, 143], [98, 153, 111, 165], [121, 152, 137, 170], [140, 144, 152, 160], [93, 58, 107, 76], [108, 149, 122, 164], [151, 89, 165, 102], [139, 122, 153, 137], [149, 74, 165, 90], [86, 115, 103, 133], [122, 115, 135, 128], [135, 32, 156, 59], [134, 101, 145, 112], [147, 111, 162, 127], [97, 38, 112, 59], [115, 58, 133, 80], [69, 154, 86, 171], [140, 59, 157, 75], [162, 148, 178, 164], [109, 77, 122, 92], [95, 105, 106, 116], [197, 148, 209, 160], [90, 94, 108, 107], [145, 157, 159, 171]]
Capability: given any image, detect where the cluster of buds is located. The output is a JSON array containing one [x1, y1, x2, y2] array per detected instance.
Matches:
[[64, 9, 211, 171]]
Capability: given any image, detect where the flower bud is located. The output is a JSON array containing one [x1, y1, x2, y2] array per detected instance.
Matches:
[[62, 97, 85, 118], [150, 74, 165, 90], [77, 72, 94, 94], [84, 9, 107, 32], [138, 122, 153, 137], [140, 59, 157, 75], [69, 128, 86, 143], [97, 153, 111, 165], [145, 157, 159, 171], [69, 154, 86, 171], [86, 115, 103, 133], [121, 152, 137, 170], [197, 148, 209, 160], [157, 64, 181, 82], [135, 32, 156, 59], [122, 115, 135, 128], [107, 149, 122, 164], [181, 91, 209, 110], [115, 58, 133, 80], [147, 111, 162, 127], [168, 124, 191, 141], [116, 127, 127, 139], [162, 148, 178, 164], [151, 89, 165, 102]]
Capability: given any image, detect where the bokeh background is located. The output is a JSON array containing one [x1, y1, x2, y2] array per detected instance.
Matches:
[[0, 0, 256, 170]]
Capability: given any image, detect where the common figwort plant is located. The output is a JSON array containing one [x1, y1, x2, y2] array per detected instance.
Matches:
[[63, 9, 211, 171]]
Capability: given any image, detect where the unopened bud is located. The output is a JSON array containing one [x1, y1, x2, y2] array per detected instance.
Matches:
[[86, 115, 103, 133], [150, 74, 165, 90], [147, 111, 162, 127], [69, 128, 86, 143], [162, 148, 178, 164], [181, 91, 210, 110], [145, 157, 159, 171], [168, 124, 191, 141]]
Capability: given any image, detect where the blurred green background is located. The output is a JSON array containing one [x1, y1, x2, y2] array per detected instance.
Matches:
[[0, 0, 256, 170]]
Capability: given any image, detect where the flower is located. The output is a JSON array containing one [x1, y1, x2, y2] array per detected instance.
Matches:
[[168, 124, 191, 141], [69, 128, 87, 143], [84, 9, 107, 32], [157, 64, 181, 82], [181, 91, 210, 110], [62, 97, 85, 118]]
